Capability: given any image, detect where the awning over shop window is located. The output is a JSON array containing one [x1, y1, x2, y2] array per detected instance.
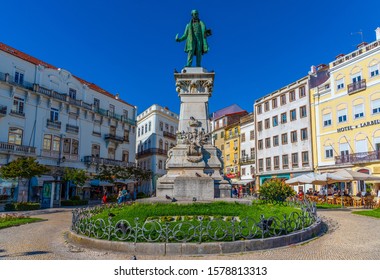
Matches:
[[31, 175, 55, 186]]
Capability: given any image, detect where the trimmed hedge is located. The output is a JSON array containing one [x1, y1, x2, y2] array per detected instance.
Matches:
[[61, 199, 88, 206], [4, 202, 41, 211]]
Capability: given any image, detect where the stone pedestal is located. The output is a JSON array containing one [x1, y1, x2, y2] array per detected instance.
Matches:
[[156, 67, 231, 200]]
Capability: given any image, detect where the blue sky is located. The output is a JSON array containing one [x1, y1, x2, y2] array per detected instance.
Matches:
[[2, 0, 380, 115]]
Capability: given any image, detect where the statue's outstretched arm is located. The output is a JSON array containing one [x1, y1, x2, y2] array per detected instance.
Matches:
[[176, 24, 188, 42]]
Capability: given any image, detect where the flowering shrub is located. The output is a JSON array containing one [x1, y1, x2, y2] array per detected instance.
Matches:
[[4, 202, 40, 211], [259, 179, 296, 203]]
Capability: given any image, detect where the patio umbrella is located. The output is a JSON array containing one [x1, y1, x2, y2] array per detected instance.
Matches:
[[333, 169, 380, 181], [285, 173, 316, 185], [311, 173, 350, 185]]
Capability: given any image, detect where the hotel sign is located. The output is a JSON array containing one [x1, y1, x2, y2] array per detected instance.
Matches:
[[337, 119, 380, 133]]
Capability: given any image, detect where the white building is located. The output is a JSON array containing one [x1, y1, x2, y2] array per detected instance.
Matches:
[[0, 42, 137, 206], [136, 104, 178, 195], [254, 76, 313, 190], [239, 113, 256, 191]]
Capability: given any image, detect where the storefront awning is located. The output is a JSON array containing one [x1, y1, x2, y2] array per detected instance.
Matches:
[[114, 179, 136, 185], [232, 179, 255, 185], [31, 175, 55, 186]]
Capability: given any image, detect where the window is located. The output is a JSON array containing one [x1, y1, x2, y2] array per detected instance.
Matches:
[[337, 108, 347, 123], [258, 159, 264, 171], [370, 64, 379, 77], [372, 99, 380, 114], [302, 151, 309, 166], [273, 135, 279, 146], [250, 147, 255, 159], [257, 105, 262, 114], [93, 98, 100, 109], [108, 147, 115, 160], [281, 133, 288, 145], [264, 118, 270, 129], [221, 144, 224, 150], [43, 134, 52, 150], [226, 142, 230, 150], [91, 144, 100, 157], [234, 127, 238, 135], [165, 123, 169, 131], [290, 109, 297, 121], [300, 106, 307, 118], [264, 101, 269, 111], [336, 78, 344, 90], [352, 74, 362, 83], [274, 156, 279, 169], [291, 130, 297, 143], [221, 131, 224, 138], [266, 157, 271, 171], [272, 98, 278, 108], [52, 135, 60, 152], [69, 88, 77, 99], [258, 121, 263, 131], [159, 139, 163, 150], [138, 128, 140, 137], [241, 149, 246, 158], [63, 138, 71, 154], [12, 96, 24, 115], [265, 137, 271, 148], [354, 104, 365, 118], [149, 122, 152, 131], [325, 147, 333, 158], [323, 113, 332, 126], [289, 90, 296, 102], [123, 110, 129, 120], [165, 141, 169, 151], [213, 133, 218, 141], [8, 127, 23, 145], [292, 153, 298, 167], [226, 154, 230, 161], [159, 122, 163, 131], [122, 151, 129, 162], [281, 112, 287, 124], [15, 71, 24, 85], [282, 154, 289, 169], [272, 115, 278, 127], [241, 133, 246, 142], [299, 86, 306, 98], [110, 126, 116, 135], [280, 94, 286, 105], [50, 108, 59, 122], [258, 140, 263, 150], [72, 139, 78, 154], [170, 126, 174, 133], [124, 130, 129, 142], [241, 168, 246, 176], [300, 128, 308, 140], [233, 140, 238, 149], [339, 143, 349, 160], [250, 130, 254, 140]]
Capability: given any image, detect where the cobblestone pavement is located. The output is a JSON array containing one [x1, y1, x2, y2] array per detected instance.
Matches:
[[0, 208, 379, 260]]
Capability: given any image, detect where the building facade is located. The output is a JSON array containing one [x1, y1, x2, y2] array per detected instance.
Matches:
[[254, 76, 313, 188], [311, 28, 380, 195], [239, 113, 256, 191], [0, 42, 137, 206], [136, 104, 178, 195]]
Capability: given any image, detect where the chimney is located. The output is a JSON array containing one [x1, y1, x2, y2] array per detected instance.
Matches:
[[376, 27, 380, 41], [309, 65, 317, 76]]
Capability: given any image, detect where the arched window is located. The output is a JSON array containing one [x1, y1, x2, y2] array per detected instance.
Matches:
[[159, 139, 163, 150], [165, 141, 169, 151]]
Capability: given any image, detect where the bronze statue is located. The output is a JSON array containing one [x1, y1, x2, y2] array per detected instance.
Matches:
[[176, 10, 211, 67]]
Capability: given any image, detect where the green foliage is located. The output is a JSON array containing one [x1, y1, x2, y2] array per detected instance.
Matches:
[[70, 196, 81, 201], [0, 157, 49, 180], [136, 192, 150, 199], [63, 168, 88, 186], [260, 179, 296, 202], [0, 215, 42, 229], [352, 208, 380, 219], [4, 202, 40, 211]]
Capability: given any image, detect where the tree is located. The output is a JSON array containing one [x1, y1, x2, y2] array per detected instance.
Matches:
[[0, 157, 49, 202], [259, 178, 296, 203], [62, 168, 88, 187]]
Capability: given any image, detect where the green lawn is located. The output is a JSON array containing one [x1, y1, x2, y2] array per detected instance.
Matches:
[[352, 208, 380, 219], [0, 216, 43, 229], [316, 203, 343, 209]]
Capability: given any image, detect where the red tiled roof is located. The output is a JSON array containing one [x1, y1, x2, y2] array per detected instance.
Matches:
[[0, 42, 134, 108]]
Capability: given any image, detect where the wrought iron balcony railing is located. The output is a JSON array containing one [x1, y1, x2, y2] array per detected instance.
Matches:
[[136, 148, 167, 159], [47, 119, 61, 129], [240, 156, 255, 164], [83, 156, 136, 168], [163, 131, 177, 140], [335, 151, 380, 164], [347, 79, 366, 95], [104, 134, 125, 143], [66, 124, 79, 134]]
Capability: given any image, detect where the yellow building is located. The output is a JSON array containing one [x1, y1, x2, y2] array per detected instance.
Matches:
[[224, 122, 241, 181], [311, 29, 380, 195]]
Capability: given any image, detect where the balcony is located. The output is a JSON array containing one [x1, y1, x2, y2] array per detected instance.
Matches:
[[240, 156, 255, 164], [136, 148, 167, 159], [68, 97, 82, 107], [335, 151, 380, 165], [225, 133, 239, 140], [0, 105, 7, 117], [35, 85, 67, 101], [0, 141, 36, 155], [163, 131, 177, 140], [82, 102, 93, 110], [83, 156, 136, 168], [347, 79, 366, 95], [10, 109, 25, 118], [66, 124, 79, 134], [104, 134, 124, 143], [47, 119, 62, 130]]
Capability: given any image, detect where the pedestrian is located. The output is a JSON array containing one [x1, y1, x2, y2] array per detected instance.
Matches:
[[102, 192, 107, 204], [117, 190, 123, 204]]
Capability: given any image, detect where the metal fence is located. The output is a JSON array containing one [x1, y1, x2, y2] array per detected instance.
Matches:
[[72, 200, 318, 243]]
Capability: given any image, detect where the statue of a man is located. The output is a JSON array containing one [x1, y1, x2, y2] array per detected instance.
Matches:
[[175, 10, 211, 67]]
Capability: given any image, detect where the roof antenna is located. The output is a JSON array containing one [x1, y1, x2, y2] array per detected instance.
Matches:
[[351, 29, 364, 43]]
